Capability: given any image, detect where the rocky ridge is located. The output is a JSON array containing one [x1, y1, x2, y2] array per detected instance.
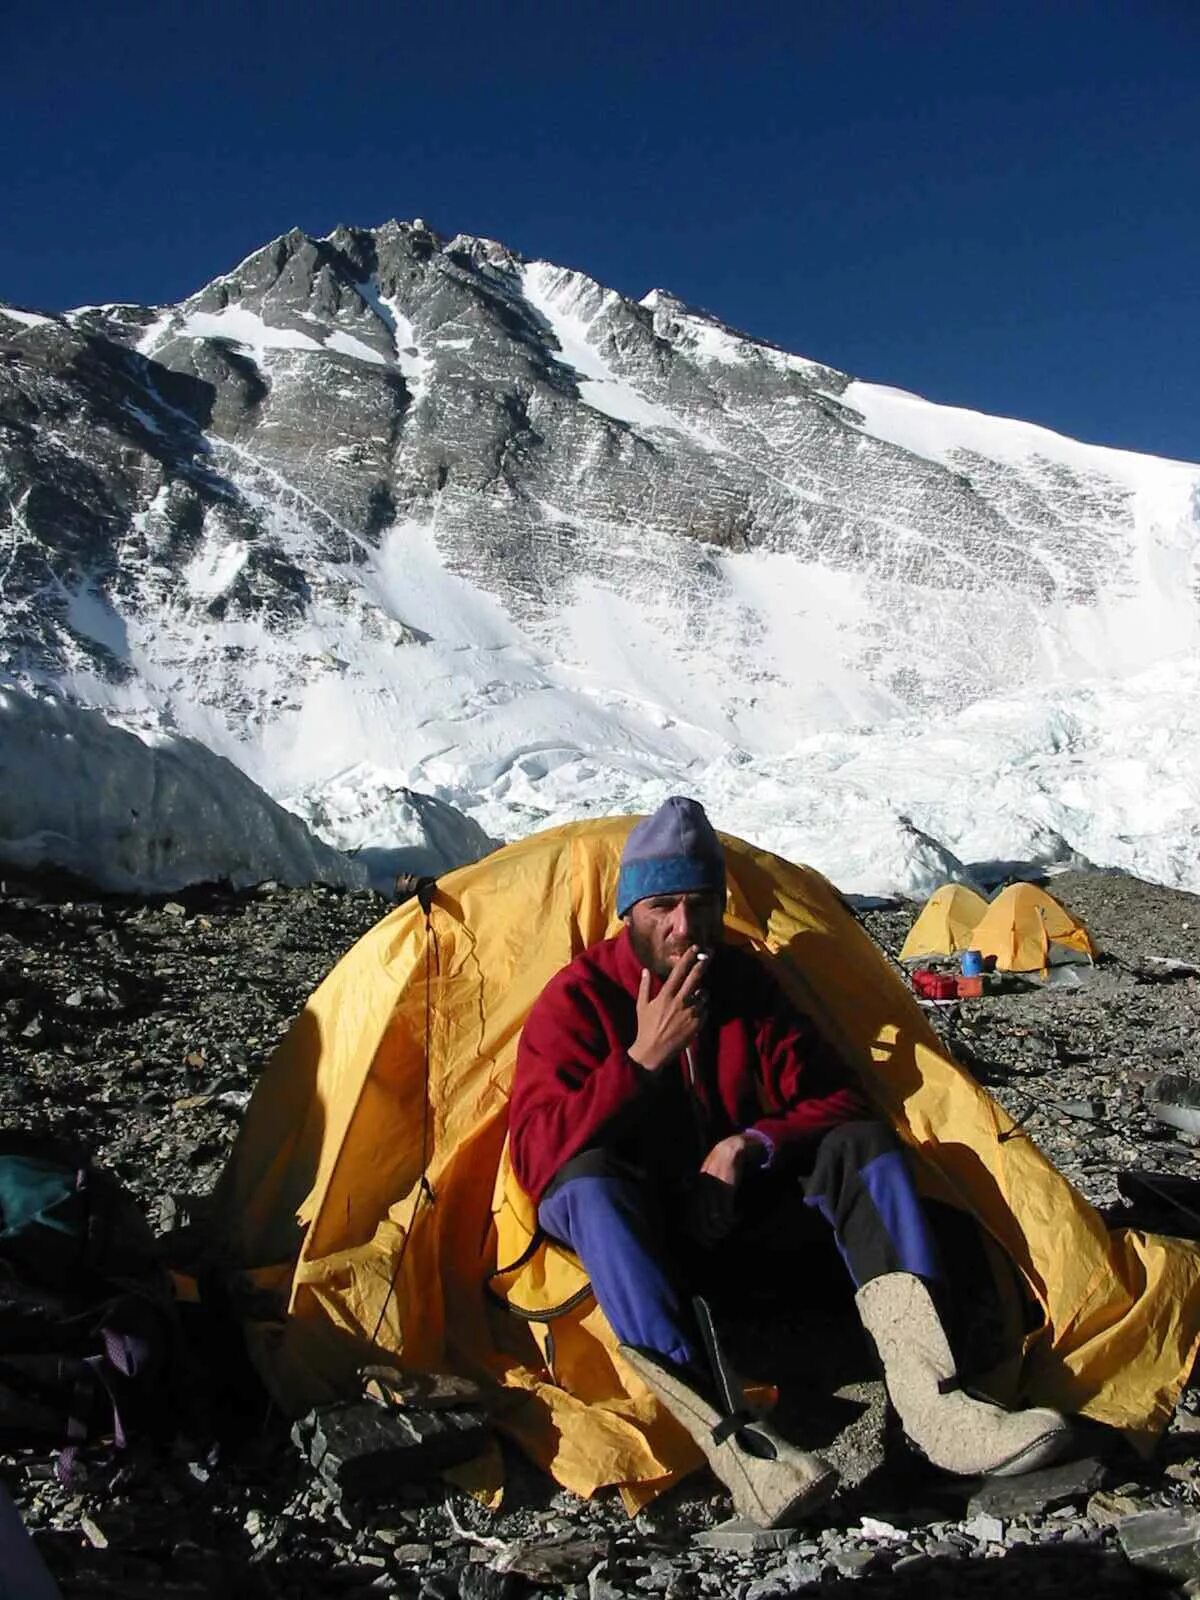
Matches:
[[2, 865, 1200, 1596]]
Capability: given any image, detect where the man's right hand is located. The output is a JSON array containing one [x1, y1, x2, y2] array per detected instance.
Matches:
[[628, 947, 707, 1073]]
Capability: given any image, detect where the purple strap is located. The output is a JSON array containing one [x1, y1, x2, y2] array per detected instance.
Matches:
[[65, 1324, 151, 1471]]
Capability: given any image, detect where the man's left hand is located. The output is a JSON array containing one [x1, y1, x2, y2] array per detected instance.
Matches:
[[700, 1132, 767, 1188]]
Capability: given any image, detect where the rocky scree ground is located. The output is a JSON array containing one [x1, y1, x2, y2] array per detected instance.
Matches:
[[1, 866, 1199, 1597]]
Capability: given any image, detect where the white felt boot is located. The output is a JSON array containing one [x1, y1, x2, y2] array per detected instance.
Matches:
[[856, 1272, 1072, 1477], [619, 1344, 838, 1526]]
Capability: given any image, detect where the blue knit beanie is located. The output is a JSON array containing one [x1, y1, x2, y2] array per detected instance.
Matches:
[[616, 796, 726, 918]]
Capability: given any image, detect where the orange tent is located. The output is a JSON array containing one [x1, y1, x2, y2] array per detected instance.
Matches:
[[899, 883, 990, 961], [971, 883, 1097, 973]]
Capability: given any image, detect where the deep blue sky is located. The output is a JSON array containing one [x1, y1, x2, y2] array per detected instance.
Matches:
[[4, 0, 1197, 460]]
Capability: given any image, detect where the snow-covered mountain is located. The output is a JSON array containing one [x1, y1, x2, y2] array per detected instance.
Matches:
[[2, 220, 1197, 896]]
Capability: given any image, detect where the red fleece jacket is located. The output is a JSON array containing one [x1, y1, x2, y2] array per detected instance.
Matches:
[[509, 928, 866, 1202]]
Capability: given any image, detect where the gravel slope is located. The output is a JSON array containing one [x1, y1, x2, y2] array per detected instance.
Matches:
[[2, 865, 1199, 1598]]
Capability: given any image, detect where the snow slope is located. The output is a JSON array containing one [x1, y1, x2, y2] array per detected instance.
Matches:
[[269, 537, 1200, 899]]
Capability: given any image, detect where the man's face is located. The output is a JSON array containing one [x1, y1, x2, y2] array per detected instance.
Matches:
[[624, 890, 725, 979]]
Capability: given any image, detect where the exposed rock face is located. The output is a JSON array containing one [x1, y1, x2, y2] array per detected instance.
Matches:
[[3, 221, 1181, 716]]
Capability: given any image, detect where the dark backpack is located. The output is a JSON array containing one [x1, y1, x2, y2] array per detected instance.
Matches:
[[0, 1134, 177, 1475]]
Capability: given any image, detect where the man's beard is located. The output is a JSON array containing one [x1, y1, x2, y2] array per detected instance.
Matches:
[[627, 922, 677, 980]]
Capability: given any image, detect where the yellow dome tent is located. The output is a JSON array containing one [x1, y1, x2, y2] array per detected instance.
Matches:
[[212, 817, 1197, 1508], [899, 883, 991, 961], [971, 882, 1098, 974]]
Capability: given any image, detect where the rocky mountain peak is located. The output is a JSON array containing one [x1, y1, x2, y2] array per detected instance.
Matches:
[[1, 222, 1197, 896]]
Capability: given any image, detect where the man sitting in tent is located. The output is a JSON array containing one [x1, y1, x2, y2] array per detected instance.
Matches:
[[509, 797, 1071, 1524]]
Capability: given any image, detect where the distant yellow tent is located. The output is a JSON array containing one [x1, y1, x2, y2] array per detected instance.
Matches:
[[899, 883, 990, 961], [213, 818, 1193, 1510], [971, 882, 1098, 973]]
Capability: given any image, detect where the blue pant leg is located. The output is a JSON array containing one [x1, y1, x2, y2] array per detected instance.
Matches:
[[538, 1170, 702, 1368], [802, 1119, 941, 1288]]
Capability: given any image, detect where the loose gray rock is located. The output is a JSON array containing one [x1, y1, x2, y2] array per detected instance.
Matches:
[[693, 1517, 800, 1553], [1087, 1490, 1146, 1526], [784, 1552, 826, 1584], [890, 1550, 932, 1573], [458, 1565, 527, 1600], [923, 1539, 966, 1561], [293, 1400, 489, 1498], [967, 1456, 1107, 1521], [961, 1511, 1005, 1544], [498, 1536, 608, 1584], [1117, 1507, 1200, 1582], [745, 1575, 792, 1600], [831, 1544, 883, 1577], [391, 1542, 436, 1563]]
